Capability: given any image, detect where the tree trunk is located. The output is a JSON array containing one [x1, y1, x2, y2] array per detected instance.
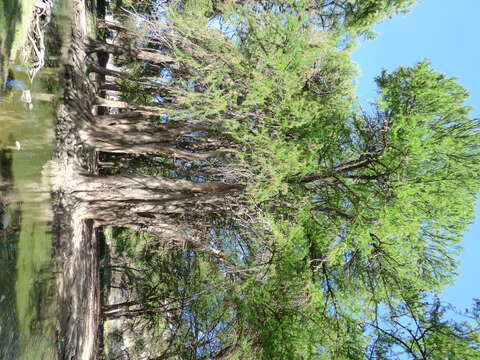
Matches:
[[74, 173, 244, 199], [85, 38, 175, 64], [80, 127, 231, 161], [100, 83, 122, 92], [97, 19, 132, 33], [89, 119, 212, 141], [94, 96, 130, 109], [94, 111, 144, 125], [87, 63, 127, 79], [87, 193, 235, 216], [94, 96, 181, 114]]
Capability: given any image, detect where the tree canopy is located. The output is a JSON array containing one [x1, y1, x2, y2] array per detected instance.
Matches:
[[91, 0, 480, 358]]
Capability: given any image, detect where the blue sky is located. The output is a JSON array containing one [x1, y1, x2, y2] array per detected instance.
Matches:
[[351, 0, 479, 311]]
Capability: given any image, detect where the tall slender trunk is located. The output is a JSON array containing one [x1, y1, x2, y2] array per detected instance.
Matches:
[[74, 173, 245, 198], [85, 38, 175, 64], [79, 128, 231, 161]]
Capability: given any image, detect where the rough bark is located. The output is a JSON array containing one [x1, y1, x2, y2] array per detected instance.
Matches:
[[85, 38, 175, 64], [79, 128, 231, 160], [94, 96, 183, 114], [88, 120, 212, 142], [97, 19, 132, 34], [295, 158, 375, 184], [94, 96, 130, 109], [84, 193, 238, 252], [94, 111, 145, 125], [92, 211, 198, 243], [99, 83, 176, 101], [99, 83, 122, 92], [87, 63, 132, 80], [86, 193, 234, 216], [74, 173, 245, 200]]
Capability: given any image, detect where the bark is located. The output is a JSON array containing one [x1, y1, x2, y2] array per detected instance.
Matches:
[[85, 38, 176, 64], [94, 114, 205, 129], [99, 83, 122, 92], [93, 214, 196, 243], [0, 181, 12, 190], [94, 72, 177, 93], [95, 123, 177, 137], [80, 127, 231, 161], [99, 89, 123, 98], [86, 195, 236, 253], [136, 49, 176, 64], [82, 118, 228, 157], [88, 63, 162, 88], [94, 111, 144, 124], [94, 96, 182, 114], [103, 304, 180, 320], [89, 64, 179, 98], [97, 20, 165, 48], [102, 295, 174, 315], [94, 96, 130, 109], [97, 19, 132, 34], [64, 171, 243, 251], [89, 120, 213, 142], [87, 193, 234, 216], [87, 63, 127, 79], [298, 158, 374, 184], [74, 173, 244, 199]]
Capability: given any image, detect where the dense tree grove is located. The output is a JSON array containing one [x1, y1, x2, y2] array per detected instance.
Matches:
[[79, 0, 480, 358]]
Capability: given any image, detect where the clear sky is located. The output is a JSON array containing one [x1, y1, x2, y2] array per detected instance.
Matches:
[[351, 0, 479, 311]]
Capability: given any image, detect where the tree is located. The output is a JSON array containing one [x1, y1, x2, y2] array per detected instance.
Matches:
[[60, 0, 480, 358], [366, 298, 480, 359], [202, 0, 416, 38]]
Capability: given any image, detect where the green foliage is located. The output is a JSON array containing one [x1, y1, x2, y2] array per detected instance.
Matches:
[[327, 0, 417, 38], [368, 297, 480, 359], [113, 0, 156, 15], [117, 64, 157, 105], [110, 227, 152, 259], [108, 229, 244, 359], [168, 0, 358, 199], [183, 0, 416, 39]]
